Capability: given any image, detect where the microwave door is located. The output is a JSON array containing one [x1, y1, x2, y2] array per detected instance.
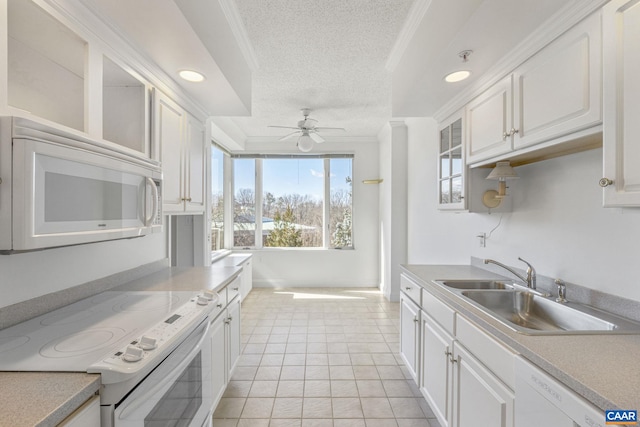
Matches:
[[12, 139, 160, 250]]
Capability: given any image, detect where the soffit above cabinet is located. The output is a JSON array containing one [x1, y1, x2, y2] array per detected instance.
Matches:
[[77, 0, 252, 117], [389, 0, 570, 118]]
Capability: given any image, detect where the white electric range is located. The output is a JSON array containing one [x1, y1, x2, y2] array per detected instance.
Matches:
[[0, 288, 221, 427]]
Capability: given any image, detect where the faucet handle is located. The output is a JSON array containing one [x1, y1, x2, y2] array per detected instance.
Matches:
[[517, 257, 537, 288], [555, 279, 568, 303]]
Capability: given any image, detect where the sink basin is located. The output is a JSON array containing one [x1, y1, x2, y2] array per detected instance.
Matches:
[[437, 280, 515, 290], [460, 290, 640, 334]]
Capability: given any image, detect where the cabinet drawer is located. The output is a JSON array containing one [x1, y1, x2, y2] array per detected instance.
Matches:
[[226, 277, 241, 303], [400, 275, 422, 305], [421, 288, 456, 336], [456, 315, 515, 389]]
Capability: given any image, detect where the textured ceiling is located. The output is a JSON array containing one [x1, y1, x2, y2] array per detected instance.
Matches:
[[231, 0, 415, 139]]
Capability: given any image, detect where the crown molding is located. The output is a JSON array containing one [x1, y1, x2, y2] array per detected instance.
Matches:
[[385, 0, 433, 72], [218, 0, 259, 71], [434, 0, 607, 122]]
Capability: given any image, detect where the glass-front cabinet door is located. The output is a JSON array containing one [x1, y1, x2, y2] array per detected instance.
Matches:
[[438, 111, 466, 210]]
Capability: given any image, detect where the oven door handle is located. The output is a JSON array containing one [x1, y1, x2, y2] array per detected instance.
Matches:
[[118, 318, 211, 419]]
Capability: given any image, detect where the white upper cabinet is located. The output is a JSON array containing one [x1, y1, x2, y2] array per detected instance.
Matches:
[[102, 56, 151, 158], [466, 76, 513, 164], [466, 12, 602, 166], [602, 0, 640, 206], [513, 12, 602, 151], [154, 89, 205, 214], [7, 0, 87, 131], [185, 113, 206, 212]]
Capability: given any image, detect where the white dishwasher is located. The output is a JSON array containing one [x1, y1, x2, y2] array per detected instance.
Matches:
[[515, 356, 605, 427]]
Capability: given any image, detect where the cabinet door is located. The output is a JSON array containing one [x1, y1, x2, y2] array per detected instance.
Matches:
[[241, 260, 253, 299], [185, 113, 206, 213], [154, 90, 185, 213], [466, 76, 513, 164], [226, 296, 241, 377], [513, 12, 602, 150], [452, 343, 514, 427], [58, 395, 100, 427], [602, 0, 640, 206], [210, 314, 227, 409], [400, 292, 420, 383], [421, 312, 453, 427], [438, 111, 466, 210]]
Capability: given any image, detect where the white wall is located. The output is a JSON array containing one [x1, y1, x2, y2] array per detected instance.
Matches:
[[406, 117, 640, 302], [379, 122, 408, 301], [244, 139, 380, 288], [0, 233, 167, 308]]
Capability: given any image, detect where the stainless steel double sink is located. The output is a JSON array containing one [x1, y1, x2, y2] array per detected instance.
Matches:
[[434, 280, 640, 335]]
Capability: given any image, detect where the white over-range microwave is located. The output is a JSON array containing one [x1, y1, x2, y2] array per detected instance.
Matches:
[[0, 117, 162, 253]]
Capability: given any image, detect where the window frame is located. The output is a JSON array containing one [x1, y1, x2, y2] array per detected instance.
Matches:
[[230, 154, 354, 250]]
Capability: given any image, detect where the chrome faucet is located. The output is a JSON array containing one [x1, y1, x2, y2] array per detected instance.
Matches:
[[483, 257, 537, 289]]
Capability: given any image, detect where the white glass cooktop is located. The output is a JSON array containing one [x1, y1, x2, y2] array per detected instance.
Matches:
[[0, 291, 197, 371]]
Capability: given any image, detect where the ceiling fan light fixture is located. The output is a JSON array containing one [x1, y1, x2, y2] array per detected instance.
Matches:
[[297, 134, 314, 152], [178, 69, 206, 82]]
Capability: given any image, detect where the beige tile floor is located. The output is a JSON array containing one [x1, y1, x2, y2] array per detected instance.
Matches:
[[213, 287, 442, 427]]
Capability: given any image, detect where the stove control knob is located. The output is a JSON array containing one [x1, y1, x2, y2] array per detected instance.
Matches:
[[201, 290, 216, 301], [123, 345, 144, 362], [139, 335, 158, 351], [197, 295, 210, 306]]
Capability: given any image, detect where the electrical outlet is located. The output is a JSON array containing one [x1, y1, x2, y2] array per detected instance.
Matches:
[[477, 232, 486, 248]]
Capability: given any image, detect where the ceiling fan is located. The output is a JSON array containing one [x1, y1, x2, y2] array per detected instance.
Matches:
[[268, 108, 345, 152]]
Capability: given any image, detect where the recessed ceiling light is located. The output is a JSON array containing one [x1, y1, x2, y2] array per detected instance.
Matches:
[[179, 70, 206, 83], [444, 70, 471, 83]]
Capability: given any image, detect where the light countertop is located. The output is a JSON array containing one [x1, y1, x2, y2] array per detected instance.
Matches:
[[401, 264, 640, 411], [0, 372, 100, 427]]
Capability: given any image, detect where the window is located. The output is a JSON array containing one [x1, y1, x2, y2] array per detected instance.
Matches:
[[211, 144, 227, 251], [233, 158, 256, 248], [232, 155, 353, 249]]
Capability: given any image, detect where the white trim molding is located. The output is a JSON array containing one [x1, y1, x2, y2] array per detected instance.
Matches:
[[385, 0, 433, 72]]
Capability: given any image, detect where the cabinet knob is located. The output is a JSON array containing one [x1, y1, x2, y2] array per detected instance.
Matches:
[[502, 130, 511, 140], [599, 178, 614, 188], [216, 303, 223, 308], [405, 287, 412, 291], [413, 317, 419, 323], [510, 128, 519, 135]]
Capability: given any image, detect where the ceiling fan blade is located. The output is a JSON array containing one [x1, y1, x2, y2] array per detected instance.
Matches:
[[315, 127, 346, 131], [279, 131, 301, 141], [309, 132, 324, 143], [268, 125, 300, 130]]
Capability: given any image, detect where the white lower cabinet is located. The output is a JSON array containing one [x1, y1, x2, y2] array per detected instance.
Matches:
[[452, 342, 514, 427], [210, 312, 227, 408], [400, 290, 421, 383], [226, 295, 241, 377], [58, 395, 100, 427], [420, 310, 514, 427], [420, 312, 454, 427], [210, 287, 242, 411], [403, 273, 515, 427]]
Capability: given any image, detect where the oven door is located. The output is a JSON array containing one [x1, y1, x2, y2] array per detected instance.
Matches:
[[113, 318, 213, 427]]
